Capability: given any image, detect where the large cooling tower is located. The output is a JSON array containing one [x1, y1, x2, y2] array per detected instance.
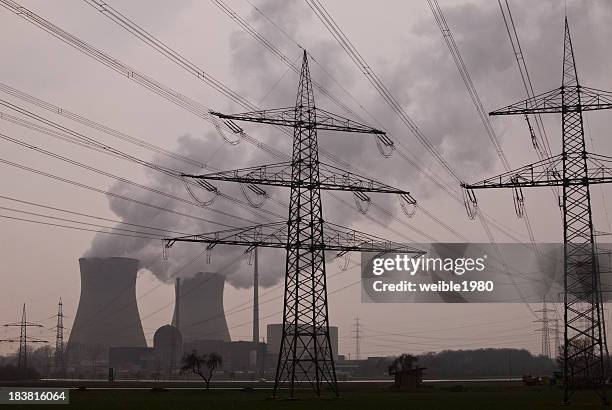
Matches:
[[172, 272, 230, 343], [67, 257, 147, 358]]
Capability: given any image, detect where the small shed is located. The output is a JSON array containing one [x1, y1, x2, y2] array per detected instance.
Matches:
[[394, 367, 426, 390]]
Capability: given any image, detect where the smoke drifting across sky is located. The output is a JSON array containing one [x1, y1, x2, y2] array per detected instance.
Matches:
[[85, 0, 612, 290]]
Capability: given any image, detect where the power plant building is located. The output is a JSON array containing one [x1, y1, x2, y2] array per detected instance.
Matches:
[[153, 324, 182, 374], [266, 324, 339, 361]]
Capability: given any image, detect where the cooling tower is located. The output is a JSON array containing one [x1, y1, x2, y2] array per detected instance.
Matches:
[[67, 257, 147, 359], [171, 272, 230, 343]]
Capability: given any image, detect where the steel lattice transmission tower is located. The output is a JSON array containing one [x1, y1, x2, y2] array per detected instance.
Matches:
[[252, 247, 259, 344], [0, 304, 47, 378], [165, 50, 423, 397], [535, 299, 554, 358], [353, 317, 361, 360], [463, 19, 612, 403], [54, 298, 65, 371]]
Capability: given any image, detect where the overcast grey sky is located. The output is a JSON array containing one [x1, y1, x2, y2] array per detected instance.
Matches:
[[1, 0, 612, 358]]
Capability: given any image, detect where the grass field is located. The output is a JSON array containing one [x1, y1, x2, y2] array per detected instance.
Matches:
[[5, 384, 610, 410]]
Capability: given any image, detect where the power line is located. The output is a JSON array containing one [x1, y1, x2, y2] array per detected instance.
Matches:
[[3, 0, 536, 255], [237, 0, 545, 250], [0, 213, 160, 240], [0, 99, 282, 223], [303, 0, 540, 318], [0, 194, 193, 236], [0, 156, 241, 228], [76, 0, 490, 245], [305, 0, 460, 183], [3, 0, 541, 255], [497, 0, 553, 159], [427, 0, 538, 245]]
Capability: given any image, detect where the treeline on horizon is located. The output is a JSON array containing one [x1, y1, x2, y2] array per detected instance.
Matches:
[[417, 348, 557, 378], [0, 346, 559, 380]]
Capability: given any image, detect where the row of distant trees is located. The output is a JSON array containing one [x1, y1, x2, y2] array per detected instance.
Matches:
[[416, 348, 557, 378], [1, 343, 606, 382], [389, 340, 610, 380]]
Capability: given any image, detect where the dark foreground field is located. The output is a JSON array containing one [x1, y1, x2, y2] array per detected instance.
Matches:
[[5, 384, 610, 410]]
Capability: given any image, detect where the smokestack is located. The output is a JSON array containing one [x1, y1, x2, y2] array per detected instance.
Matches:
[[253, 247, 259, 343], [171, 272, 230, 343], [67, 257, 147, 358]]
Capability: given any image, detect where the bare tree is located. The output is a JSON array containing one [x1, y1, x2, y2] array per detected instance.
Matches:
[[557, 338, 603, 386], [388, 353, 418, 376], [180, 351, 223, 390]]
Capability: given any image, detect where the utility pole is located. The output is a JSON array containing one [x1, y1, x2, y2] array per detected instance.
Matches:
[[353, 317, 361, 361], [164, 50, 423, 397], [1, 304, 47, 378], [463, 19, 612, 404]]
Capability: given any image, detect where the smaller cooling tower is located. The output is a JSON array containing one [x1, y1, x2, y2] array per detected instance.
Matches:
[[172, 272, 230, 343], [67, 257, 147, 360]]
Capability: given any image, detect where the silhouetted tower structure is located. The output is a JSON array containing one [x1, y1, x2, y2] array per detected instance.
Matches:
[[0, 304, 47, 378], [535, 299, 554, 358], [253, 247, 259, 343], [353, 317, 361, 360], [54, 298, 65, 370], [165, 50, 423, 397], [463, 19, 612, 403], [554, 318, 561, 358], [174, 277, 180, 333]]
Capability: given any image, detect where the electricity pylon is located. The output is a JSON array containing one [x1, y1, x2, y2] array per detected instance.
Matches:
[[463, 19, 612, 403], [252, 247, 259, 344], [53, 298, 65, 372], [353, 317, 361, 360], [535, 299, 554, 358], [165, 50, 423, 397], [1, 304, 47, 378]]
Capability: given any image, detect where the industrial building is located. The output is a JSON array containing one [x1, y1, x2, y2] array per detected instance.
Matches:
[[153, 325, 182, 375], [266, 323, 339, 361], [64, 263, 342, 379]]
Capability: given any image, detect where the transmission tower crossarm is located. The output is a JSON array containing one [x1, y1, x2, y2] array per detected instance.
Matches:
[[490, 86, 612, 116], [0, 337, 47, 343], [165, 222, 286, 250], [210, 107, 385, 134], [463, 152, 612, 189], [4, 322, 44, 327], [183, 161, 415, 198], [164, 221, 424, 255], [322, 222, 425, 255], [462, 154, 563, 189]]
